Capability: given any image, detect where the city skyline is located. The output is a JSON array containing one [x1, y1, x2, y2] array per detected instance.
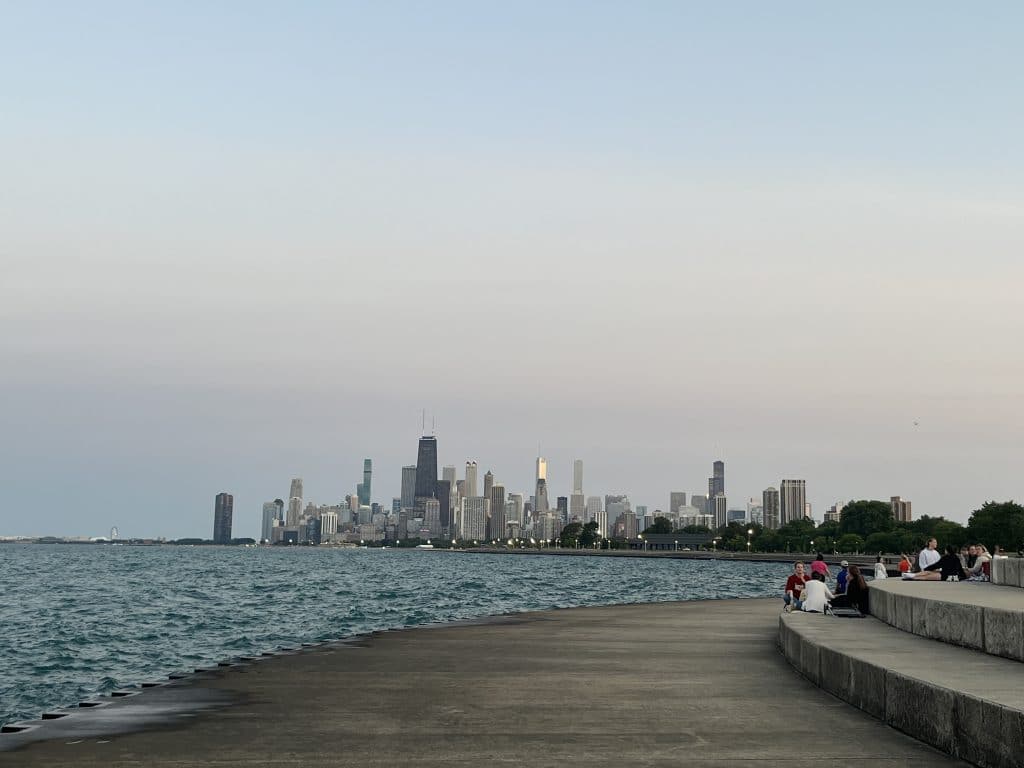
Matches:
[[3, 4, 1021, 539]]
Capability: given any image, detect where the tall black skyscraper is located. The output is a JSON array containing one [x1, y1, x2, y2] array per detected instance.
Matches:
[[415, 435, 438, 502], [712, 460, 725, 496], [213, 492, 233, 544], [436, 479, 452, 533]]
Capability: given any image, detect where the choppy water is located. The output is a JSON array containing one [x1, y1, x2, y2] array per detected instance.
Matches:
[[0, 545, 788, 726]]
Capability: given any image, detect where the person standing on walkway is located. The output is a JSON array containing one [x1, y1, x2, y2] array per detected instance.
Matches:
[[918, 538, 940, 572], [810, 552, 831, 581], [784, 561, 810, 612]]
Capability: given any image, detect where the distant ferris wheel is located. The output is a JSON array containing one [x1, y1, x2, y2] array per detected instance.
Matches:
[[110, 526, 119, 540]]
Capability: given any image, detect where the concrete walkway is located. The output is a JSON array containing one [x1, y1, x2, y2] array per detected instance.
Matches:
[[1, 599, 968, 767]]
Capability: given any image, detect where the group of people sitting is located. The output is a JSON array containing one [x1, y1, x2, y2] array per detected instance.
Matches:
[[783, 555, 870, 615], [901, 538, 993, 581], [784, 540, 996, 615]]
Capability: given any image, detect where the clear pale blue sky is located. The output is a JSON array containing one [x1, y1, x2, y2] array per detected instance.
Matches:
[[2, 2, 1022, 538]]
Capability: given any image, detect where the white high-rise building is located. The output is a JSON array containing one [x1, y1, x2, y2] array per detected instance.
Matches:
[[572, 459, 583, 493], [594, 510, 609, 538], [289, 478, 303, 501], [464, 461, 478, 499], [585, 496, 602, 522], [536, 456, 547, 481], [320, 509, 339, 538], [459, 497, 489, 541]]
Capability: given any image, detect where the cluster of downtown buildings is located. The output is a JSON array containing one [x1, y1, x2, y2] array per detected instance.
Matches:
[[209, 436, 914, 545]]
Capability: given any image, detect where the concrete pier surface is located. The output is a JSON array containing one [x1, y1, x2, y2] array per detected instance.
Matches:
[[1, 599, 967, 767]]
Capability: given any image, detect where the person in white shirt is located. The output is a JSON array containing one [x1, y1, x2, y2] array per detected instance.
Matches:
[[800, 572, 836, 613], [873, 556, 888, 579], [918, 538, 940, 571]]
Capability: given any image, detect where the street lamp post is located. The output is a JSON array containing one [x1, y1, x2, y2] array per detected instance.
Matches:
[[747, 528, 754, 553]]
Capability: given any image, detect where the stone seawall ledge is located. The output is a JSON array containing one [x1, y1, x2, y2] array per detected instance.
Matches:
[[1, 599, 966, 767]]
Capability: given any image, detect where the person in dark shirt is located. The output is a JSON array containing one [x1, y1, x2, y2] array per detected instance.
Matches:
[[832, 565, 869, 614], [902, 545, 966, 581]]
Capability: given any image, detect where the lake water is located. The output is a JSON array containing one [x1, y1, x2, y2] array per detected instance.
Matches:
[[0, 544, 789, 726]]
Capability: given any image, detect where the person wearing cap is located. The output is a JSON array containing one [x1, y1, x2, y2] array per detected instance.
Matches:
[[836, 560, 850, 593]]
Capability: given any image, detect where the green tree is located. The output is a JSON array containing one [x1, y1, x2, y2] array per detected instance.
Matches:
[[644, 516, 673, 535], [968, 501, 1024, 550], [680, 525, 711, 534], [579, 521, 601, 548], [838, 500, 894, 538], [559, 522, 583, 548], [864, 531, 901, 554], [837, 533, 865, 552]]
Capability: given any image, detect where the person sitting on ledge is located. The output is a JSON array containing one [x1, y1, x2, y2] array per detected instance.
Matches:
[[800, 571, 836, 613], [783, 561, 810, 612], [873, 556, 888, 579], [967, 544, 992, 579], [903, 545, 966, 581], [833, 565, 869, 614], [836, 560, 850, 592], [917, 538, 940, 572]]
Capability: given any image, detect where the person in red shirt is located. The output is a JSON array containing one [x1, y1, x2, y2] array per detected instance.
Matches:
[[898, 554, 913, 573], [784, 561, 810, 612]]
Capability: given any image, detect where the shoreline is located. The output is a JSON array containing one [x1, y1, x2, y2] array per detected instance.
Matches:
[[450, 546, 884, 570]]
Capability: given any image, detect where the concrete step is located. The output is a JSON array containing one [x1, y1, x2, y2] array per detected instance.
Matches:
[[869, 579, 1024, 661], [779, 610, 1024, 768], [991, 557, 1024, 588]]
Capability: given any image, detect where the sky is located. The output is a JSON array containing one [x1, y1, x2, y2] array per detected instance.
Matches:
[[2, 2, 1022, 538]]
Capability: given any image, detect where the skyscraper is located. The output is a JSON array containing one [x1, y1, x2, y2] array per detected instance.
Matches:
[[483, 470, 494, 503], [400, 465, 417, 509], [357, 459, 372, 507], [779, 479, 806, 525], [585, 496, 602, 522], [507, 493, 524, 523], [489, 483, 506, 540], [436, 479, 452, 533], [415, 436, 438, 502], [213, 492, 233, 544], [713, 493, 728, 529], [442, 465, 457, 486], [287, 478, 303, 527], [669, 492, 687, 515], [572, 459, 583, 493], [464, 461, 478, 499], [261, 501, 278, 542], [535, 478, 550, 513], [712, 461, 725, 496], [569, 491, 585, 520], [460, 497, 489, 541], [762, 489, 780, 529]]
